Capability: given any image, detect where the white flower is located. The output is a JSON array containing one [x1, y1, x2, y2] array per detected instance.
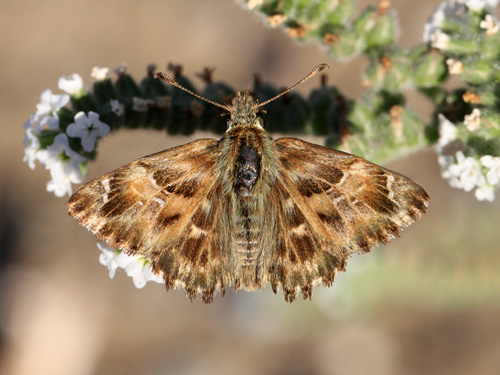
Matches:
[[110, 99, 125, 116], [459, 0, 499, 11], [46, 158, 85, 197], [34, 89, 70, 132], [448, 151, 486, 191], [97, 243, 163, 288], [58, 73, 84, 95], [67, 111, 110, 152], [123, 257, 163, 289], [481, 155, 500, 185], [23, 117, 41, 170], [91, 66, 109, 81], [37, 133, 86, 167], [36, 133, 86, 197], [464, 108, 481, 131], [132, 97, 154, 112], [97, 243, 121, 278], [475, 185, 495, 201], [437, 114, 457, 148], [480, 14, 500, 35]]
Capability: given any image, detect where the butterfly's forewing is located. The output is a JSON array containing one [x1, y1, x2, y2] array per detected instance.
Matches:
[[68, 138, 235, 302], [262, 138, 429, 301]]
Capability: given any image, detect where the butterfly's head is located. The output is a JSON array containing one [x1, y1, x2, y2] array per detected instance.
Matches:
[[225, 92, 262, 131]]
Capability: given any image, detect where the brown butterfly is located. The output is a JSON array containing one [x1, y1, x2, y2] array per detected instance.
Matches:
[[68, 64, 429, 303]]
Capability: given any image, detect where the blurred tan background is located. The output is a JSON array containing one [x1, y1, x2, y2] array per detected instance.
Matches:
[[2, 0, 500, 374]]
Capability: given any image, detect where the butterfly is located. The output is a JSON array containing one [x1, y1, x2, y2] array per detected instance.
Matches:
[[68, 64, 429, 303]]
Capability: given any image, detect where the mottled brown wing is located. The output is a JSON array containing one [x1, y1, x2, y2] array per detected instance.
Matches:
[[68, 139, 232, 303], [265, 137, 429, 302]]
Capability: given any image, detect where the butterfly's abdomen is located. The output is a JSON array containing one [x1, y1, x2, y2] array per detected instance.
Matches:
[[234, 200, 261, 268]]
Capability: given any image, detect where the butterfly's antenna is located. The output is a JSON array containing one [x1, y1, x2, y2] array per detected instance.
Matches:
[[155, 72, 230, 111], [257, 63, 329, 108]]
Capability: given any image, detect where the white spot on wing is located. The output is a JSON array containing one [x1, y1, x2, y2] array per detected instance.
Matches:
[[387, 175, 395, 199], [147, 173, 161, 189], [333, 195, 346, 205], [102, 179, 111, 192], [290, 223, 306, 234], [102, 179, 111, 203], [190, 225, 207, 237], [152, 197, 165, 207], [337, 172, 350, 187]]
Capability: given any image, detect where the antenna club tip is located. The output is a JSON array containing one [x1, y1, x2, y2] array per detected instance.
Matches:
[[155, 72, 175, 84], [317, 63, 329, 72]]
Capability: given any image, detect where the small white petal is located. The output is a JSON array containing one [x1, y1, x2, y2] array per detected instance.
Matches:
[[437, 114, 457, 147], [475, 185, 495, 201], [97, 243, 121, 279], [91, 66, 110, 81], [123, 260, 149, 289], [23, 118, 41, 170], [480, 155, 500, 185], [96, 243, 162, 288], [34, 89, 70, 132], [487, 171, 500, 184], [39, 116, 60, 131], [58, 73, 85, 95], [110, 99, 125, 116]]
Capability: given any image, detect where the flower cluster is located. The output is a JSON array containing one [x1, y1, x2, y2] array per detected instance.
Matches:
[[423, 0, 499, 51], [23, 66, 200, 289], [97, 243, 163, 288], [436, 113, 500, 201], [23, 70, 110, 197]]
